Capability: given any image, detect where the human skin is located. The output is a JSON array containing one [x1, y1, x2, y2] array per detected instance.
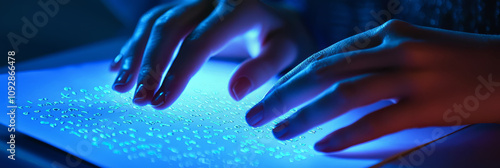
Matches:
[[245, 19, 500, 152], [110, 0, 316, 109], [110, 0, 500, 153]]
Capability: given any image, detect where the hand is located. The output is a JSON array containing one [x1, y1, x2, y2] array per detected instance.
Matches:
[[110, 0, 315, 109], [245, 19, 500, 152]]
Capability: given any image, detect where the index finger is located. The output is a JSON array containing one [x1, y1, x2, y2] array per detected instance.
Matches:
[[151, 0, 277, 108]]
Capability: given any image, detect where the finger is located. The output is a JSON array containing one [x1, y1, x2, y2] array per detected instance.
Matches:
[[271, 72, 410, 140], [314, 101, 423, 152], [112, 5, 172, 92], [133, 1, 214, 105], [112, 52, 137, 93], [228, 30, 297, 101], [110, 4, 175, 71], [151, 0, 278, 109], [246, 45, 400, 127], [273, 25, 383, 90]]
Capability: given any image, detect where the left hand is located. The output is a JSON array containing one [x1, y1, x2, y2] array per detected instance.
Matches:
[[245, 19, 500, 152], [110, 0, 316, 109]]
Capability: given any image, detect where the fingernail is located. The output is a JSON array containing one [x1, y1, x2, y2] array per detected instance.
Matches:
[[314, 138, 330, 152], [232, 77, 252, 101], [113, 71, 131, 87], [273, 120, 289, 139], [151, 91, 166, 107], [133, 84, 146, 101], [113, 54, 122, 64], [246, 103, 263, 127]]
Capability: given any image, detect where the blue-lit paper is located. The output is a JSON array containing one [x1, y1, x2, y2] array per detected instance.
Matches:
[[0, 60, 463, 167]]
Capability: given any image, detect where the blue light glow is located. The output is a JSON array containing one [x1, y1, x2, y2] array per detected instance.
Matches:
[[244, 27, 261, 58], [0, 60, 462, 167]]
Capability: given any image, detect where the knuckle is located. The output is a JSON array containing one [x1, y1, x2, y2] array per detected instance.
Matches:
[[383, 19, 410, 30], [311, 47, 331, 60], [307, 60, 323, 73], [139, 2, 179, 24], [153, 8, 183, 30], [140, 6, 168, 25], [184, 24, 213, 44], [307, 58, 339, 82], [153, 14, 172, 29], [307, 59, 328, 75], [306, 61, 326, 80], [379, 19, 414, 36], [139, 12, 156, 25], [275, 74, 292, 87]]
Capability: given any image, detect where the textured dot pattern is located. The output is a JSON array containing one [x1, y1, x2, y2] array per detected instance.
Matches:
[[20, 85, 323, 167]]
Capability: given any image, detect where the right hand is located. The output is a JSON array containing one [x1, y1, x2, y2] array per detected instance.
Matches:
[[245, 19, 500, 152], [110, 0, 316, 109]]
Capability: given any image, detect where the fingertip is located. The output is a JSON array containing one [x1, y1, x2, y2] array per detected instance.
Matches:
[[112, 84, 125, 93], [152, 105, 168, 110], [151, 91, 168, 109], [151, 102, 172, 110], [245, 103, 264, 127], [151, 75, 185, 110], [133, 84, 150, 106], [112, 83, 132, 93], [314, 136, 343, 153], [272, 120, 290, 140], [112, 71, 134, 93], [314, 139, 329, 152], [151, 93, 175, 110]]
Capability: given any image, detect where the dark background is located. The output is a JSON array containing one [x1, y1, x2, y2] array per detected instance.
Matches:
[[0, 0, 124, 63]]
